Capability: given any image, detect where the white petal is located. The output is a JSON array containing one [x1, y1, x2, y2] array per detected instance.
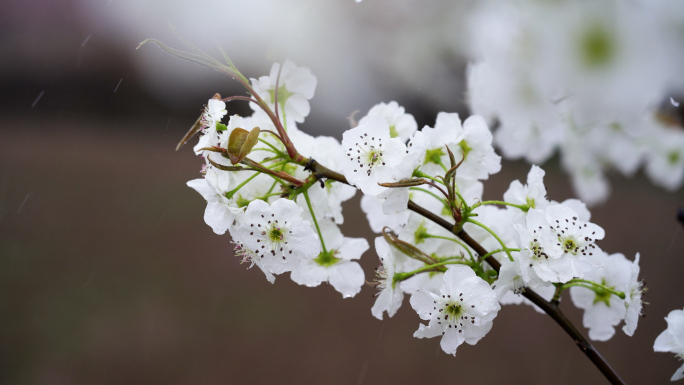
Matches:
[[410, 290, 438, 320], [329, 261, 365, 298], [439, 327, 464, 356], [290, 259, 328, 288]]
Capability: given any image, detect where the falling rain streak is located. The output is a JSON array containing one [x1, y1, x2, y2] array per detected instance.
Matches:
[[17, 194, 29, 213], [114, 78, 123, 92], [31, 91, 44, 108], [81, 34, 92, 47]]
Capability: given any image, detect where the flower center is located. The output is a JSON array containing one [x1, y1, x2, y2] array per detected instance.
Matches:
[[374, 264, 390, 290], [268, 226, 284, 243], [445, 302, 463, 318], [347, 133, 386, 176], [563, 238, 578, 254], [434, 293, 477, 333]]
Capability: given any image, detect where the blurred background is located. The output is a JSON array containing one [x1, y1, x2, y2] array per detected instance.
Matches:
[[2, 0, 683, 384]]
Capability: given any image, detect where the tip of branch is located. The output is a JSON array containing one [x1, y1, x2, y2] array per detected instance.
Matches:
[[136, 38, 154, 50]]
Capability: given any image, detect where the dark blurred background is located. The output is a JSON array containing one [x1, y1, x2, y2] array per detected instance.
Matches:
[[1, 1, 683, 384]]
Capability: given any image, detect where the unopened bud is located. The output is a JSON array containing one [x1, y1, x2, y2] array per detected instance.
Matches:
[[378, 178, 427, 188]]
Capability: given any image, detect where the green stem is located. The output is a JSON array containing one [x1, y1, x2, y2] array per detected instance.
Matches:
[[473, 200, 528, 211], [409, 187, 450, 210], [251, 147, 281, 155], [259, 192, 284, 199], [453, 189, 468, 210], [423, 234, 474, 261], [225, 171, 260, 200], [552, 283, 563, 303], [393, 260, 470, 284], [412, 170, 445, 185], [267, 160, 291, 169], [258, 138, 286, 157], [561, 279, 626, 300], [480, 248, 521, 261], [465, 219, 514, 262], [242, 158, 302, 186], [303, 190, 326, 254]]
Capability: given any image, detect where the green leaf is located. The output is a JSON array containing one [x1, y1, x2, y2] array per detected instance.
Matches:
[[227, 127, 261, 165]]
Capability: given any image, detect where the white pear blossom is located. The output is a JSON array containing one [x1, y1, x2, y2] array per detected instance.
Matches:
[[515, 209, 568, 284], [569, 252, 633, 341], [524, 204, 604, 283], [623, 253, 644, 337], [291, 232, 368, 298], [654, 307, 684, 381], [341, 116, 410, 197], [419, 112, 465, 177], [186, 166, 240, 235], [250, 60, 316, 123], [452, 115, 501, 181], [371, 236, 409, 320], [359, 101, 418, 142], [503, 165, 548, 224], [194, 98, 228, 156], [410, 265, 500, 356], [546, 204, 604, 260], [378, 130, 429, 214], [644, 121, 684, 191], [230, 198, 318, 280]]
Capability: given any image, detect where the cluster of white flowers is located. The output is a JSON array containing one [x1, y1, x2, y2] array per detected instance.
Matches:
[[465, 0, 684, 205], [187, 60, 366, 298], [178, 60, 649, 362]]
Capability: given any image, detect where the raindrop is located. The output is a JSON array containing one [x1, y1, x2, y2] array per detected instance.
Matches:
[[671, 97, 680, 107]]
